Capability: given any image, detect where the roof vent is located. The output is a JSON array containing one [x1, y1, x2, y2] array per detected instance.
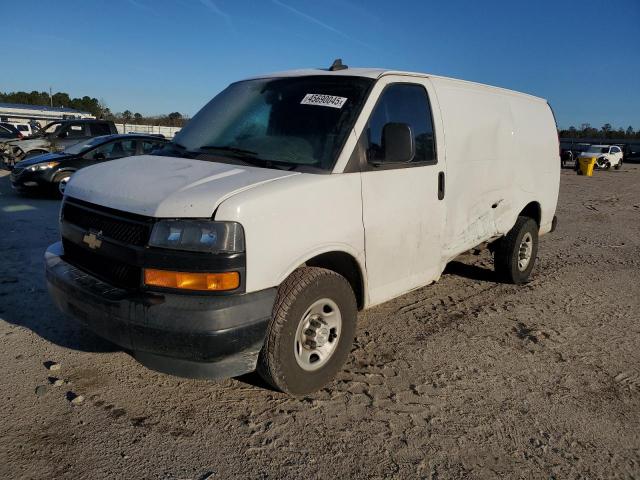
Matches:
[[329, 58, 348, 71]]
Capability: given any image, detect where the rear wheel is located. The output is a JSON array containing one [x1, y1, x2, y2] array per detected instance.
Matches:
[[494, 216, 539, 284], [257, 267, 357, 395]]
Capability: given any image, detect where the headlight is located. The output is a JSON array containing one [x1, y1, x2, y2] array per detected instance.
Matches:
[[149, 220, 244, 253], [28, 161, 59, 171]]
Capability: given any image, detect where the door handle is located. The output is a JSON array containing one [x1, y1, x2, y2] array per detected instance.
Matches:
[[438, 171, 445, 200]]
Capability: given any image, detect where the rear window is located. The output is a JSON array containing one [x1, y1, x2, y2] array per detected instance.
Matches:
[[89, 123, 112, 136], [17, 125, 29, 132], [66, 124, 86, 138]]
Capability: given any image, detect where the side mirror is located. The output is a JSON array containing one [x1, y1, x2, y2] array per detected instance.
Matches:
[[93, 152, 106, 161], [381, 122, 414, 164]]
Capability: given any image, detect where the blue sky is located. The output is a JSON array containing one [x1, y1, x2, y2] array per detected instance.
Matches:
[[3, 0, 639, 129]]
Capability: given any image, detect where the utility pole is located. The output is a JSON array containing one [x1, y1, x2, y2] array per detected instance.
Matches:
[[49, 87, 53, 107]]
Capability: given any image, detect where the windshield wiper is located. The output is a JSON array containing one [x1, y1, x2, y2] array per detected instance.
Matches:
[[169, 144, 298, 171], [158, 142, 200, 158], [197, 145, 298, 170], [199, 145, 259, 156]]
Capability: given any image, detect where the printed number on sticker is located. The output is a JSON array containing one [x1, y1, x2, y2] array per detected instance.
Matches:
[[300, 94, 348, 109]]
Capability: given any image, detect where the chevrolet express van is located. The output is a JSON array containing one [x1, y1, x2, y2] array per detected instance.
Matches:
[[45, 62, 560, 394]]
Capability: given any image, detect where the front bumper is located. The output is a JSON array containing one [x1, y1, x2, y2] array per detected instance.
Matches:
[[10, 169, 46, 190], [45, 242, 276, 379]]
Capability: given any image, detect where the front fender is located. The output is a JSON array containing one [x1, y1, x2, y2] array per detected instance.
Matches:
[[214, 172, 366, 297]]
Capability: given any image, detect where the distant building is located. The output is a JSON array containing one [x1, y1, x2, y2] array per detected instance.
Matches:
[[0, 102, 95, 125]]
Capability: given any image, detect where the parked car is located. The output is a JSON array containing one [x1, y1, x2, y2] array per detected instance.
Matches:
[[0, 119, 117, 168], [560, 142, 592, 169], [0, 123, 23, 141], [8, 122, 34, 137], [560, 141, 575, 168], [579, 144, 623, 170], [560, 141, 590, 169], [45, 64, 560, 395], [623, 143, 640, 162], [10, 134, 168, 195]]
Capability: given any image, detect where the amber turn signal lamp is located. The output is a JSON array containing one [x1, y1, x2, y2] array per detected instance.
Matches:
[[144, 269, 240, 291]]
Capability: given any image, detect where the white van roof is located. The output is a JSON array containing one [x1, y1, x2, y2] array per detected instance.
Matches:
[[247, 67, 547, 103]]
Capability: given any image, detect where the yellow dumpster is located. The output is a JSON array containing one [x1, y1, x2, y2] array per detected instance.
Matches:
[[578, 157, 596, 176]]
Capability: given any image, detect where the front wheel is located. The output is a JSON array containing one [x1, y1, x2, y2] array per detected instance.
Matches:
[[494, 216, 539, 284], [257, 267, 357, 395], [53, 172, 72, 197]]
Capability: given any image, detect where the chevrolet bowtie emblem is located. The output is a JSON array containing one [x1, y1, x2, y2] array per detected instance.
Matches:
[[82, 232, 103, 250]]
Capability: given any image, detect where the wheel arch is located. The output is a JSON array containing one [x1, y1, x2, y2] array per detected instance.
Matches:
[[518, 201, 541, 226], [53, 167, 77, 177], [281, 249, 367, 311], [25, 148, 48, 155]]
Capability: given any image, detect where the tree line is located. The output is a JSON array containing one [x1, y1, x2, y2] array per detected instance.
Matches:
[[559, 123, 639, 139], [2, 90, 637, 135], [0, 90, 189, 127]]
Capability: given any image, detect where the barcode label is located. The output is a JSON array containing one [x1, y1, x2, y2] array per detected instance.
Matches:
[[300, 93, 348, 109]]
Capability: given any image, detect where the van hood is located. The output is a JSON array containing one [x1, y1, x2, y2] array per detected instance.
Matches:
[[64, 155, 300, 217]]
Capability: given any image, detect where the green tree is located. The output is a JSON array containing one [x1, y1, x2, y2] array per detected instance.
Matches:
[[168, 112, 182, 126], [51, 92, 71, 107]]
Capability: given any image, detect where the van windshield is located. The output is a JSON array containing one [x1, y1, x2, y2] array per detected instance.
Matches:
[[166, 76, 373, 172]]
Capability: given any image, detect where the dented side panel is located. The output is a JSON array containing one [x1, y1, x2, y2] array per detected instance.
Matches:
[[430, 77, 558, 261]]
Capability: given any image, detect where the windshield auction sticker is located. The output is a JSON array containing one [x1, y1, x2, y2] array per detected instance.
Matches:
[[300, 94, 348, 109]]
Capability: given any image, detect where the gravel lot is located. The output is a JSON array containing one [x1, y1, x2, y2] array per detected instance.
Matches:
[[1, 165, 639, 479]]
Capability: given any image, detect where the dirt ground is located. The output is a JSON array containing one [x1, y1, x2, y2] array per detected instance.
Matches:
[[0, 164, 639, 479]]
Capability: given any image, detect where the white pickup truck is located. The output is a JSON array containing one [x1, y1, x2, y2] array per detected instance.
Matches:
[[45, 62, 560, 394]]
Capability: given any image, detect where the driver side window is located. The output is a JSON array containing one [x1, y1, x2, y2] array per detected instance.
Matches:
[[366, 84, 436, 166]]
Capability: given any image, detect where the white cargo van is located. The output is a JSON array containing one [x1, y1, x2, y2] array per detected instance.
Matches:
[[45, 62, 560, 394]]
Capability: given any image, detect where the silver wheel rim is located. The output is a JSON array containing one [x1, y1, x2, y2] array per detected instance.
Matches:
[[518, 232, 533, 271], [294, 298, 342, 372], [58, 176, 70, 194]]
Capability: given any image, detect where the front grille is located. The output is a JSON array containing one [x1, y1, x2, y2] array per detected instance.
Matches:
[[12, 166, 24, 176], [62, 200, 152, 246], [61, 199, 154, 289], [62, 238, 141, 289]]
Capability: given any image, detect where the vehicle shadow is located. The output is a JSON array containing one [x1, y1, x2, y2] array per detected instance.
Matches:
[[443, 259, 501, 283], [0, 173, 117, 353], [235, 371, 279, 391]]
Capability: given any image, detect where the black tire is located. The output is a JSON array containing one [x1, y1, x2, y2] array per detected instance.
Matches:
[[614, 160, 622, 170], [257, 267, 357, 395], [494, 216, 539, 284]]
